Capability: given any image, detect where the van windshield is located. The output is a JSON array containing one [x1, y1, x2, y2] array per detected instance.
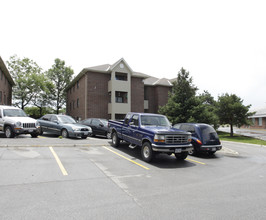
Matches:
[[141, 115, 170, 127], [3, 109, 27, 117]]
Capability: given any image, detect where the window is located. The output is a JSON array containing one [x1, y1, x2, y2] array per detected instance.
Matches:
[[77, 98, 79, 108], [92, 119, 100, 126], [115, 114, 126, 120], [108, 92, 111, 103], [115, 72, 127, 81], [252, 118, 255, 125], [259, 117, 263, 126], [115, 91, 128, 103], [131, 115, 139, 126]]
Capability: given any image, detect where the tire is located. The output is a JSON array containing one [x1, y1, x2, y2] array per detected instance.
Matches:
[[5, 126, 15, 138], [111, 132, 120, 147], [61, 129, 69, 138], [175, 152, 188, 160], [208, 151, 216, 155], [141, 142, 154, 162], [31, 133, 38, 138]]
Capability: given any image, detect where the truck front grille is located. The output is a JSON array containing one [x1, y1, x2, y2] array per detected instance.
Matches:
[[165, 135, 188, 144], [23, 123, 36, 128]]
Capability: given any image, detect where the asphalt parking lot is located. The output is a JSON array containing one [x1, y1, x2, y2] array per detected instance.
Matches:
[[0, 134, 266, 219]]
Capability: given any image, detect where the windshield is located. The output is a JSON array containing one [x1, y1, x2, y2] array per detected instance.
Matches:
[[100, 119, 108, 126], [57, 115, 76, 124], [3, 109, 27, 117], [141, 115, 170, 127]]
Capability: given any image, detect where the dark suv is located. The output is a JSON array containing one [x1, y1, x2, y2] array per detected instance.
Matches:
[[173, 123, 222, 155]]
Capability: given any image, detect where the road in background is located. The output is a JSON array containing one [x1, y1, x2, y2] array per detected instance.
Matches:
[[218, 126, 266, 141]]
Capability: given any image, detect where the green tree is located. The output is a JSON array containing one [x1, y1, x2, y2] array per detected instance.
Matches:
[[192, 91, 219, 129], [31, 72, 54, 116], [47, 59, 74, 114], [159, 67, 198, 124], [217, 93, 254, 136], [7, 55, 42, 109]]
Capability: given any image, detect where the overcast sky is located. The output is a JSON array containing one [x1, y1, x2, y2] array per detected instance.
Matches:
[[1, 0, 265, 109]]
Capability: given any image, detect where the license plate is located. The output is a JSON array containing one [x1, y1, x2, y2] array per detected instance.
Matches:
[[212, 148, 216, 151], [29, 129, 33, 132], [175, 148, 182, 153]]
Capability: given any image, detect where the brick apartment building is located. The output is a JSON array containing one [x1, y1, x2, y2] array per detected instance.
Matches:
[[0, 56, 15, 105], [66, 58, 173, 120]]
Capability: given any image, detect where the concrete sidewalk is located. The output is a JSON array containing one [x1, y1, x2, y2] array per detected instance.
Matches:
[[218, 127, 266, 141]]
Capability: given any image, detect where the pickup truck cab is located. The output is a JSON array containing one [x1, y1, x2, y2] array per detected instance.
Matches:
[[108, 112, 193, 162]]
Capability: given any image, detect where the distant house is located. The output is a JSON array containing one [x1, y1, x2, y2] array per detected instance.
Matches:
[[65, 58, 173, 120], [0, 56, 15, 105], [249, 107, 266, 129]]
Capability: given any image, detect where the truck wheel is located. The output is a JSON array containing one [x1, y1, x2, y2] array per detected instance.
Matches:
[[5, 126, 15, 138], [141, 142, 153, 162], [111, 132, 120, 147], [175, 152, 188, 160]]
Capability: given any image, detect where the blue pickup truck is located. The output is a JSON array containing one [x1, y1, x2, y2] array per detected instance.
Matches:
[[108, 112, 193, 162]]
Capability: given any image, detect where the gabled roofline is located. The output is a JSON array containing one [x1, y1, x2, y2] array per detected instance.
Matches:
[[110, 58, 134, 73], [0, 56, 15, 86], [65, 58, 150, 91]]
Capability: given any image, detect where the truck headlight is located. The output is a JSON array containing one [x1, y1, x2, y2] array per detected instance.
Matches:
[[15, 121, 22, 127], [154, 134, 165, 143], [188, 135, 192, 142]]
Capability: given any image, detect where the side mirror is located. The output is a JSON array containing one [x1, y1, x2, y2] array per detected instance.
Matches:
[[52, 120, 59, 124]]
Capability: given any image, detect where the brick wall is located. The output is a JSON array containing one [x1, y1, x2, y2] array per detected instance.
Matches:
[[86, 72, 110, 119], [145, 86, 156, 113], [66, 74, 86, 120], [249, 117, 266, 129], [155, 86, 171, 112], [131, 77, 144, 112], [0, 68, 12, 105]]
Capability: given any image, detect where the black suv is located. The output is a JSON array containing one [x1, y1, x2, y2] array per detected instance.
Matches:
[[173, 123, 222, 155]]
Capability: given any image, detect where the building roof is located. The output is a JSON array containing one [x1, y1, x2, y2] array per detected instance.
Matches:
[[66, 58, 174, 90], [249, 106, 266, 118], [143, 77, 173, 87], [0, 56, 15, 86]]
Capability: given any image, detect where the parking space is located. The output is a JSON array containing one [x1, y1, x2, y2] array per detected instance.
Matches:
[[1, 135, 266, 219]]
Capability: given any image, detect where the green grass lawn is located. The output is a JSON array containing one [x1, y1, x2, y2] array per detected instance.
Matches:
[[218, 131, 266, 146]]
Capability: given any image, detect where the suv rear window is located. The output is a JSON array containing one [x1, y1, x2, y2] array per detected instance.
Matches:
[[199, 125, 218, 141]]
